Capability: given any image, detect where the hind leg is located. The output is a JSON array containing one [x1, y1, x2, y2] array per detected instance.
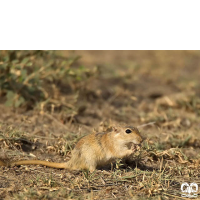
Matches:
[[82, 154, 97, 172], [84, 158, 97, 172]]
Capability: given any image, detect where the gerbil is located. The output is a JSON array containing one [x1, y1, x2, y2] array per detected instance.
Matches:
[[0, 126, 143, 172]]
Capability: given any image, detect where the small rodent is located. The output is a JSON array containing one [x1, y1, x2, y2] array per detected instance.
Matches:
[[0, 126, 143, 172]]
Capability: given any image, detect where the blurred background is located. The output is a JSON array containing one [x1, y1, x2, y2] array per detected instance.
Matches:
[[1, 50, 199, 122]]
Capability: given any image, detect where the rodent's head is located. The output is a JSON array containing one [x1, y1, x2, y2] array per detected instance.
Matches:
[[112, 126, 143, 145]]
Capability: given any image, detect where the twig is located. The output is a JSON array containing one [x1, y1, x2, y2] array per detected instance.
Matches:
[[137, 122, 156, 128]]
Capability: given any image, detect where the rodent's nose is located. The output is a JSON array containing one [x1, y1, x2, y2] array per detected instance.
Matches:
[[139, 136, 144, 144]]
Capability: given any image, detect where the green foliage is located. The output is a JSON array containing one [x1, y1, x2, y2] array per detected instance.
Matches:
[[0, 51, 96, 109]]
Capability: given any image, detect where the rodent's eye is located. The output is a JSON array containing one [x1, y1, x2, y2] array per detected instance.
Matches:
[[125, 129, 132, 134]]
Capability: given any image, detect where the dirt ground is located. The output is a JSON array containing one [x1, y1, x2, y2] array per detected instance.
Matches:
[[0, 51, 200, 199]]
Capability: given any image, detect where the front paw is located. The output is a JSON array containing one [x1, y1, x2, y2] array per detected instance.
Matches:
[[131, 144, 140, 152], [131, 144, 136, 151]]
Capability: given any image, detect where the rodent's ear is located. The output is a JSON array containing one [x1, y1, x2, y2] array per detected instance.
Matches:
[[112, 126, 118, 132]]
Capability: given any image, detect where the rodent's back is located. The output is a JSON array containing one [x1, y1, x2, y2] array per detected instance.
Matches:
[[67, 133, 109, 171]]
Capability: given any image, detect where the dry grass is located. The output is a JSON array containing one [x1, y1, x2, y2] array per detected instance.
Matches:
[[0, 51, 200, 199]]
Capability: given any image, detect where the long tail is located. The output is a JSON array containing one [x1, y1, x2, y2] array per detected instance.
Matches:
[[9, 160, 68, 169]]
